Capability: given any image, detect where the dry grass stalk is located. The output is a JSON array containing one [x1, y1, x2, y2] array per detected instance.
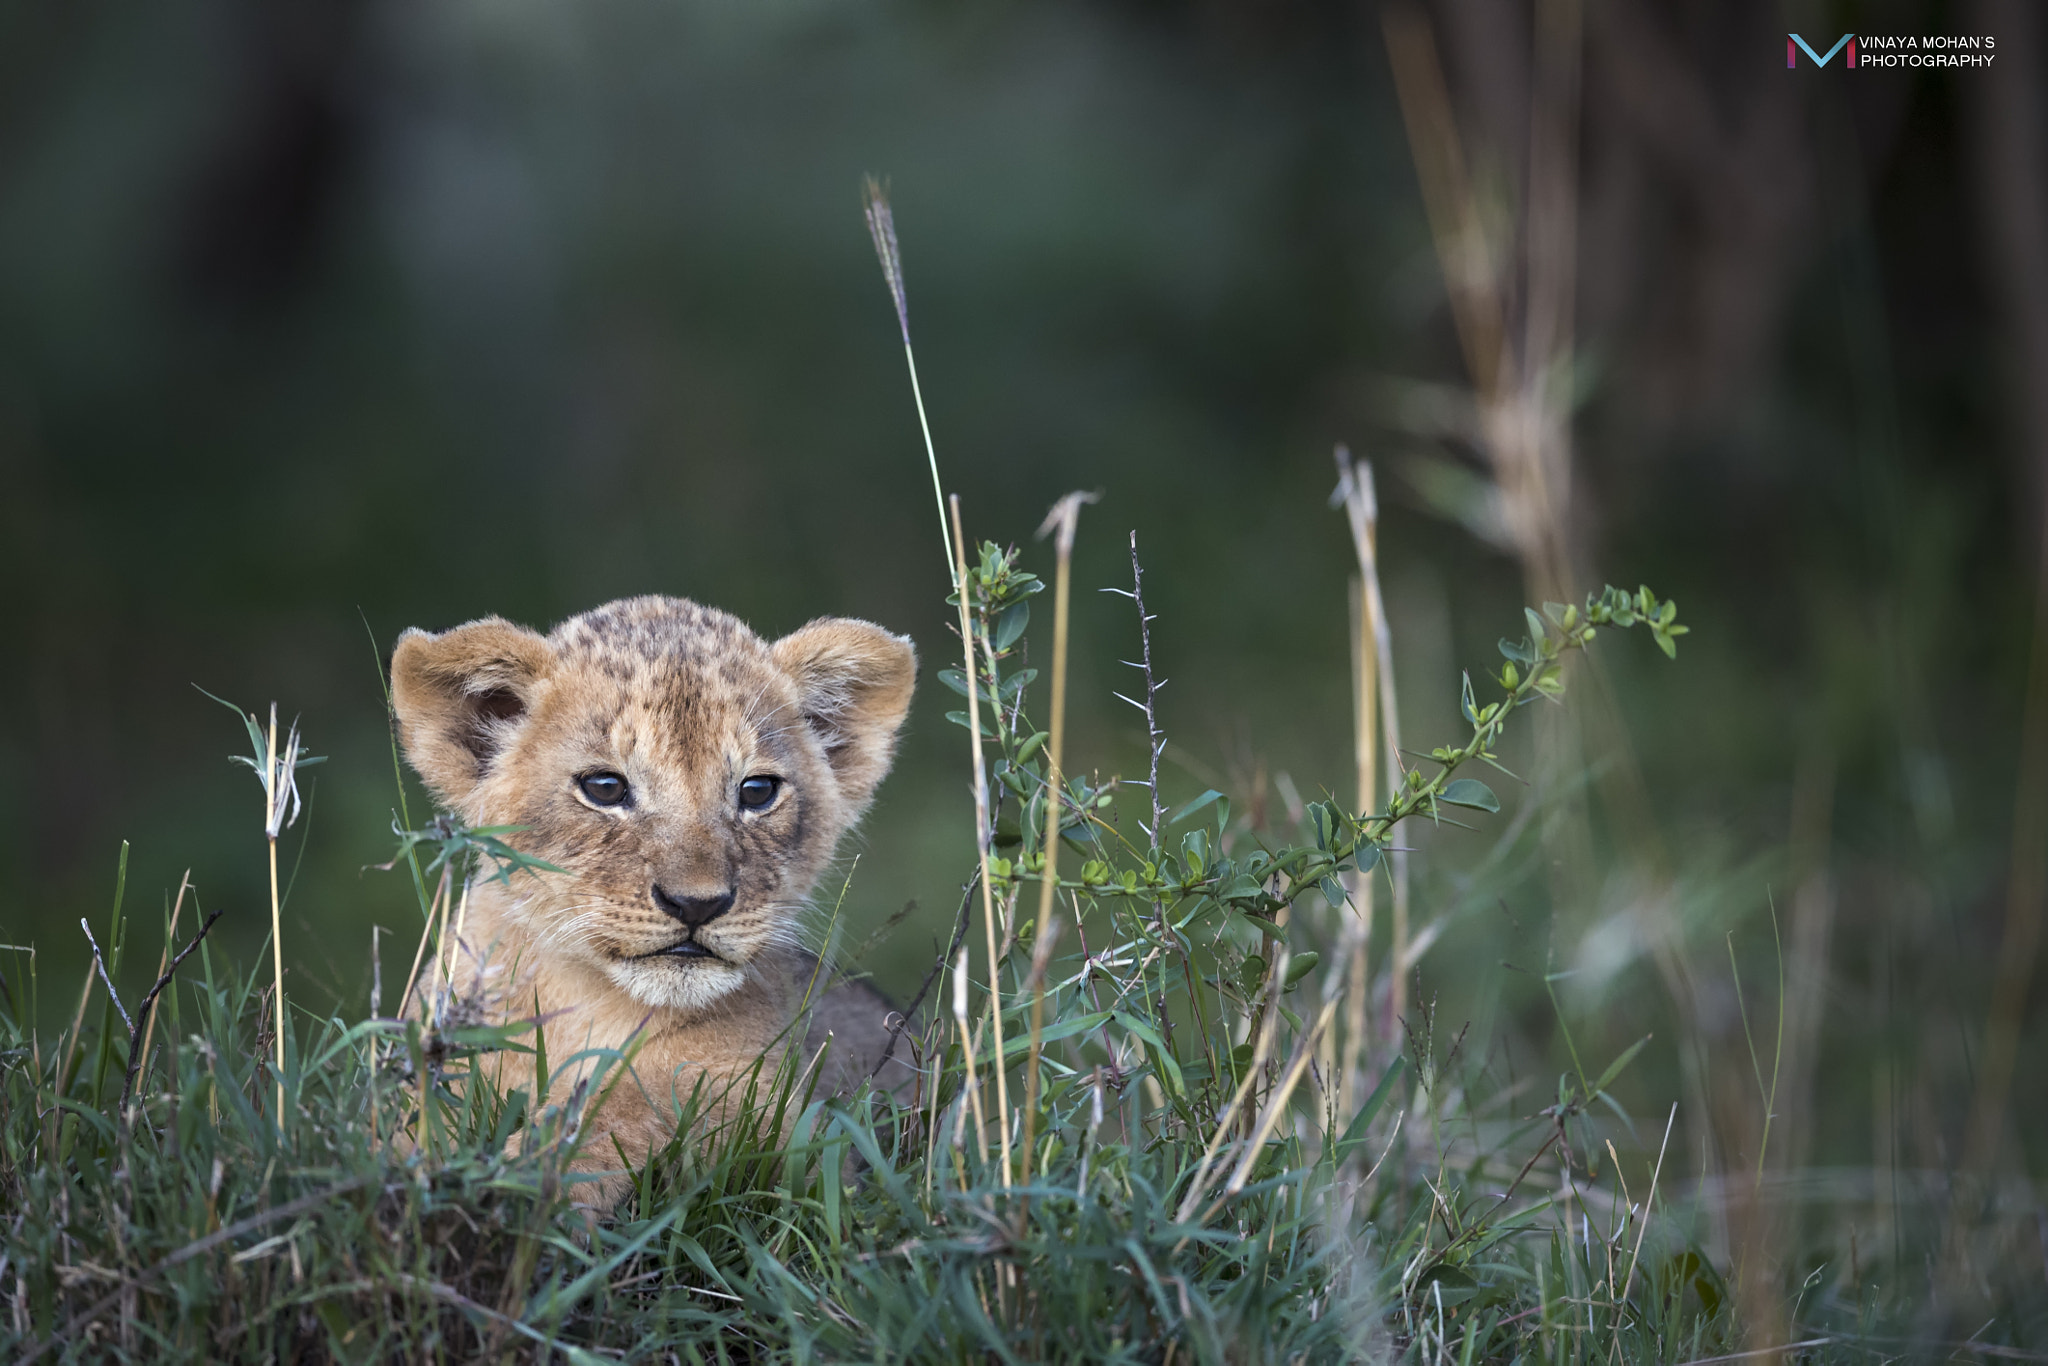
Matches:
[[950, 495, 1012, 1190], [1175, 958, 1285, 1225], [1222, 998, 1337, 1199], [1341, 570, 1375, 1117], [131, 870, 192, 1101], [1381, 1, 1575, 600], [440, 875, 472, 1004], [397, 867, 451, 1023], [862, 176, 954, 589], [264, 705, 283, 1116], [1020, 492, 1092, 1190], [949, 947, 988, 1167], [1334, 450, 1409, 1048]]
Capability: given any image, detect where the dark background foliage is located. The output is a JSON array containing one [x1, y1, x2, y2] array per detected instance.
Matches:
[[2, 0, 2042, 1194]]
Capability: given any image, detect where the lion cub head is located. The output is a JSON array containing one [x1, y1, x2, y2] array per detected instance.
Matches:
[[391, 596, 915, 1012]]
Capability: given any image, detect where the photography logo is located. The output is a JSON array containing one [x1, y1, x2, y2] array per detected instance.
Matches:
[[1787, 33, 1855, 68], [1788, 31, 1996, 69]]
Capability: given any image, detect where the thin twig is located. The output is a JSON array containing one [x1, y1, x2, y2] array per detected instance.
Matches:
[[119, 910, 226, 1114], [1619, 1102, 1678, 1303], [1127, 531, 1168, 850], [80, 919, 132, 1035], [1669, 1340, 1836, 1366], [870, 873, 979, 1083], [132, 870, 191, 1107], [1125, 532, 1208, 1063]]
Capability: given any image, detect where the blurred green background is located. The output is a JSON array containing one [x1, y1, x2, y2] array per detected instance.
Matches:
[[1, 0, 2042, 1227]]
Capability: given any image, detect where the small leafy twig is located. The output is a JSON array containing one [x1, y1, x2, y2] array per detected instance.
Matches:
[[376, 814, 563, 887]]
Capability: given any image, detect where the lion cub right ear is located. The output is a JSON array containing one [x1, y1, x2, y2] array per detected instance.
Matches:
[[390, 618, 556, 809]]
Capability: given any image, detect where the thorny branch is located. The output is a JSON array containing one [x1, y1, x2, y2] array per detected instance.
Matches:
[[1108, 530, 1169, 851], [1106, 532, 1203, 1059]]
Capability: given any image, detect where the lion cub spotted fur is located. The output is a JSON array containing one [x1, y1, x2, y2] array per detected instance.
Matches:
[[391, 595, 916, 1205]]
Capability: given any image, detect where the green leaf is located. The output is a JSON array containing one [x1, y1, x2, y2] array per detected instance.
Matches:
[[1016, 731, 1050, 763], [938, 668, 997, 703], [1497, 636, 1533, 665], [1333, 1056, 1407, 1164], [998, 668, 1039, 699], [1594, 1087, 1640, 1141], [1172, 789, 1225, 826], [1414, 1265, 1479, 1307], [1217, 873, 1262, 904], [1440, 778, 1499, 813], [1283, 951, 1319, 987], [943, 710, 990, 737], [1525, 607, 1549, 648], [1114, 1011, 1185, 1095], [993, 600, 1031, 651], [1239, 955, 1268, 995], [1460, 672, 1478, 724], [1592, 1032, 1654, 1095], [974, 1011, 1112, 1065], [1220, 910, 1265, 954]]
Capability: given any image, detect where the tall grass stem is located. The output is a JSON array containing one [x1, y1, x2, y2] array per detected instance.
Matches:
[[862, 176, 954, 591], [950, 494, 1011, 1190]]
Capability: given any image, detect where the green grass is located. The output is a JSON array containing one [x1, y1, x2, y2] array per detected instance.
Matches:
[[0, 562, 2039, 1364]]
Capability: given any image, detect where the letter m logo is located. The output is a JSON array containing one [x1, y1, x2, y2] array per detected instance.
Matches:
[[1788, 33, 1856, 67]]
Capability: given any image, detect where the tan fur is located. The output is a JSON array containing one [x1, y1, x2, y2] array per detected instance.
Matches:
[[390, 595, 916, 1207]]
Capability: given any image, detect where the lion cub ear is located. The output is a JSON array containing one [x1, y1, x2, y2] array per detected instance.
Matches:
[[390, 617, 556, 809], [771, 618, 917, 814]]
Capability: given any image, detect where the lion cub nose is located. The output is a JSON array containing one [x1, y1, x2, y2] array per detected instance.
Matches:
[[652, 884, 736, 928]]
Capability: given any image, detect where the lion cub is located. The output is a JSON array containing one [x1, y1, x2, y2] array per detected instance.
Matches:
[[391, 595, 916, 1205]]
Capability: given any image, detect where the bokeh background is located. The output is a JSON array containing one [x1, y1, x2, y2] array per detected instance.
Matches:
[[2, 0, 2043, 1279]]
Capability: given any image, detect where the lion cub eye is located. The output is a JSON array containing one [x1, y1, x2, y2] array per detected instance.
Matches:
[[737, 775, 781, 811], [578, 772, 630, 807]]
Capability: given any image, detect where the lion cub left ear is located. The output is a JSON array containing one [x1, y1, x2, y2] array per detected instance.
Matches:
[[771, 618, 917, 814], [390, 617, 557, 812]]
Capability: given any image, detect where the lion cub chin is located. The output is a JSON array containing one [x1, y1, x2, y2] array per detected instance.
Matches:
[[391, 595, 917, 1209]]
